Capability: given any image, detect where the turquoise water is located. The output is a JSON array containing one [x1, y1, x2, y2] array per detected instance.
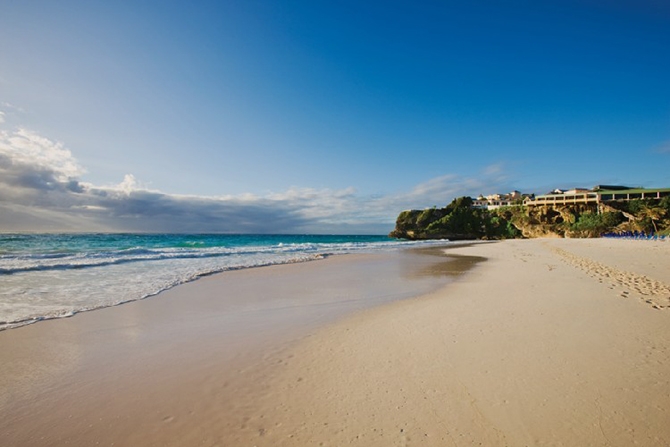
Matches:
[[0, 233, 448, 330]]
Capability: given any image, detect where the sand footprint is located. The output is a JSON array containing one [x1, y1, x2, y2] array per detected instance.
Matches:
[[546, 244, 670, 309]]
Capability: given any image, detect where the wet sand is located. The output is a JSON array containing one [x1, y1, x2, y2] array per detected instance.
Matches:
[[0, 247, 469, 446], [2, 239, 670, 446]]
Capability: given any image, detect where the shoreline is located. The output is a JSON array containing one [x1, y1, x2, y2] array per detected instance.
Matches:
[[2, 238, 669, 446], [241, 238, 670, 446], [0, 251, 331, 332], [0, 246, 470, 446], [1, 240, 482, 333], [0, 234, 447, 332]]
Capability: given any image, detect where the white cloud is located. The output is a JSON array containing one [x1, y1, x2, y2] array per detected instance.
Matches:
[[0, 127, 85, 180], [404, 174, 461, 198], [0, 111, 5, 124], [115, 174, 140, 194], [378, 166, 511, 211], [657, 140, 670, 154], [0, 125, 513, 234]]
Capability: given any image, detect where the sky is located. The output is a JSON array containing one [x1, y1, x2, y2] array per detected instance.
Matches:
[[0, 0, 669, 234]]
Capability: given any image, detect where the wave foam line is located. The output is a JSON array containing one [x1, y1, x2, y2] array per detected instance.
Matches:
[[0, 253, 327, 331]]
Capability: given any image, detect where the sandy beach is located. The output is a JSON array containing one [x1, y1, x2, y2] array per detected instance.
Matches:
[[2, 238, 670, 446]]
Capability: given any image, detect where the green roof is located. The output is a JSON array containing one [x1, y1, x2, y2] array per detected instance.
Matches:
[[596, 187, 670, 194]]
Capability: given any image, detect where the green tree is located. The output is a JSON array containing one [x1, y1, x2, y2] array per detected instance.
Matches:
[[570, 212, 624, 237], [636, 203, 666, 233]]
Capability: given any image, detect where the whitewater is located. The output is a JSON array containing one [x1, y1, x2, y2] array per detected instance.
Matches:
[[0, 233, 449, 330]]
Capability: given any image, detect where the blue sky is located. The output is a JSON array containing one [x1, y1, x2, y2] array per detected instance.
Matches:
[[0, 0, 669, 233]]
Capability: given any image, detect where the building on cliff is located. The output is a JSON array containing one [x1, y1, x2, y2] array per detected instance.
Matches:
[[524, 186, 670, 207], [472, 190, 530, 209], [469, 186, 669, 210]]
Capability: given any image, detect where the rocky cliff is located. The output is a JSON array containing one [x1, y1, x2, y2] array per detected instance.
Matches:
[[389, 196, 670, 240]]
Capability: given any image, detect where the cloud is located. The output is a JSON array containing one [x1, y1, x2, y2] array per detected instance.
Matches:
[[0, 127, 84, 179], [0, 125, 512, 234], [0, 128, 87, 208], [656, 140, 670, 154], [377, 168, 511, 211], [0, 112, 5, 124], [0, 127, 335, 232]]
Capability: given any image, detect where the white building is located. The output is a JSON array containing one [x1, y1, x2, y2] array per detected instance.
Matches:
[[472, 191, 523, 210]]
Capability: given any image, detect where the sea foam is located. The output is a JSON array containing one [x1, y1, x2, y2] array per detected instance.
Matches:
[[0, 234, 449, 330]]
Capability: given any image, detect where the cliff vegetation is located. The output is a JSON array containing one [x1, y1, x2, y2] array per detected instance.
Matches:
[[389, 196, 670, 240]]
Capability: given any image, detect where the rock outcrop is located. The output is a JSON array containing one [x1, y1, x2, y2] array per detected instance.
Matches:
[[390, 196, 670, 240]]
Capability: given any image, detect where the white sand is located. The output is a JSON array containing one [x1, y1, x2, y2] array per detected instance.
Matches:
[[236, 238, 670, 446], [1, 239, 669, 446], [0, 250, 461, 446]]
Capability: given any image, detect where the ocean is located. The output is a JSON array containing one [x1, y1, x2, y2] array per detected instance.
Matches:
[[0, 233, 447, 330]]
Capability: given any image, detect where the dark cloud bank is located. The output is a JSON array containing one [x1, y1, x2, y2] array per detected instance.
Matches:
[[0, 127, 509, 234]]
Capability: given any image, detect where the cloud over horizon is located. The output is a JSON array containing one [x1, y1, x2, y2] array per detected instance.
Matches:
[[0, 125, 512, 234]]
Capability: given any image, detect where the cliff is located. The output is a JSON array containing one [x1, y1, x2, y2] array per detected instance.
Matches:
[[389, 196, 670, 240]]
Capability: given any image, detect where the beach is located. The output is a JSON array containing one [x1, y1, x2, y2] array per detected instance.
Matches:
[[2, 238, 670, 446]]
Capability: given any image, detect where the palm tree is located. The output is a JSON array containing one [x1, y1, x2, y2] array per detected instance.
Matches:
[[636, 203, 666, 234]]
